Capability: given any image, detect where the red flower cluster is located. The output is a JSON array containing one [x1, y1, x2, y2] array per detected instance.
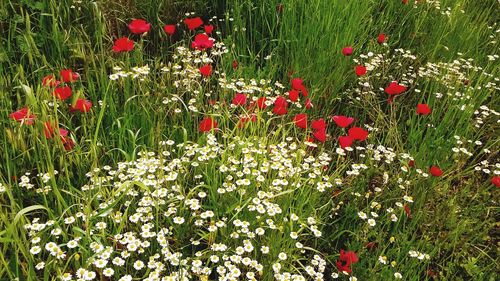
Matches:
[[332, 115, 368, 148], [291, 78, 309, 98], [336, 249, 359, 274], [9, 109, 76, 150], [311, 118, 327, 142], [114, 17, 216, 53], [48, 69, 80, 101], [9, 68, 92, 151], [43, 122, 74, 150], [44, 69, 92, 114]]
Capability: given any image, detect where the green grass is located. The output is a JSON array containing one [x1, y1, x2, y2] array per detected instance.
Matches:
[[0, 0, 498, 280]]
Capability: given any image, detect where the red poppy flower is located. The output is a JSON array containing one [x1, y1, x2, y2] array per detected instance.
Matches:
[[385, 81, 407, 95], [491, 176, 500, 188], [342, 46, 353, 56], [288, 89, 299, 102], [232, 60, 238, 70], [385, 81, 407, 103], [274, 96, 288, 107], [273, 106, 288, 115], [43, 121, 55, 139], [377, 33, 386, 44], [60, 69, 80, 83], [191, 33, 214, 50], [59, 127, 69, 138], [44, 122, 68, 139], [294, 113, 308, 129], [311, 119, 327, 131], [305, 98, 313, 109], [70, 99, 92, 113], [339, 135, 353, 148], [332, 115, 354, 128], [128, 19, 151, 34], [404, 204, 412, 218], [429, 165, 443, 177], [291, 78, 308, 97], [416, 103, 431, 115], [291, 78, 304, 91], [9, 107, 35, 125], [164, 24, 176, 35], [340, 249, 359, 264], [199, 117, 217, 132], [42, 75, 59, 87], [348, 127, 368, 141], [313, 129, 327, 142], [402, 0, 409, 4], [336, 261, 352, 274], [257, 97, 267, 109], [53, 86, 72, 100], [184, 17, 203, 30], [199, 64, 212, 77], [409, 160, 415, 167], [204, 25, 214, 34], [336, 249, 359, 274], [355, 65, 367, 77], [232, 93, 247, 106], [112, 37, 134, 53]]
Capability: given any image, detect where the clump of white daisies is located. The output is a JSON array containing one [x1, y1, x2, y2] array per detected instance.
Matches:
[[24, 134, 340, 280], [15, 128, 450, 280]]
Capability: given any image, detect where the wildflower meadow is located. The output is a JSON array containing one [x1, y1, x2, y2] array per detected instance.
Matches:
[[0, 0, 498, 280]]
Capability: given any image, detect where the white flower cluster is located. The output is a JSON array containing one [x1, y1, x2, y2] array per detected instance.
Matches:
[[408, 250, 431, 260], [17, 170, 58, 194], [109, 65, 151, 81], [23, 135, 339, 280]]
